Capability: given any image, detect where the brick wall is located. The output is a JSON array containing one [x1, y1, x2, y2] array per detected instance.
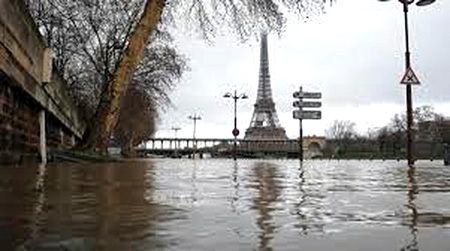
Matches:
[[1, 73, 76, 160], [0, 73, 40, 154]]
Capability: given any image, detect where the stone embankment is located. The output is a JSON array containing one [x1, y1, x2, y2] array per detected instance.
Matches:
[[1, 0, 86, 164]]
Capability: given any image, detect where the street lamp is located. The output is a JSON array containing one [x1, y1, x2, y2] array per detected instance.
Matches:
[[188, 114, 201, 158], [379, 0, 436, 166], [171, 127, 181, 156], [188, 115, 201, 139], [223, 90, 248, 160]]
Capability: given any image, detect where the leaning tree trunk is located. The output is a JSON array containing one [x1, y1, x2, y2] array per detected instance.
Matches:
[[121, 135, 137, 158], [78, 0, 165, 151]]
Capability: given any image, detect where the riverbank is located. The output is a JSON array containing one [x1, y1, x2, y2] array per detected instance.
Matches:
[[0, 150, 122, 165]]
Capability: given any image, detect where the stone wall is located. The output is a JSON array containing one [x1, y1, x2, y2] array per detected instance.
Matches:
[[0, 0, 86, 163], [0, 72, 78, 161], [0, 74, 40, 154]]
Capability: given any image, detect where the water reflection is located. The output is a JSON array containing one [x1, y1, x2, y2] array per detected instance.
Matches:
[[230, 160, 239, 214], [401, 164, 450, 251], [249, 162, 283, 251], [0, 162, 171, 250], [28, 163, 47, 247], [191, 160, 198, 205], [293, 161, 309, 234], [402, 166, 419, 251], [0, 163, 41, 249], [1, 159, 450, 250]]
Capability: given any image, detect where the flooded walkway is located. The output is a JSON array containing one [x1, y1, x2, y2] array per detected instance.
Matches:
[[0, 159, 449, 250]]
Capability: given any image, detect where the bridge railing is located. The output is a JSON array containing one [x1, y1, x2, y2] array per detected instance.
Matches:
[[140, 138, 303, 152]]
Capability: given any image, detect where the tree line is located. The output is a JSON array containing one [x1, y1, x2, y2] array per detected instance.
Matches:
[[325, 105, 447, 158]]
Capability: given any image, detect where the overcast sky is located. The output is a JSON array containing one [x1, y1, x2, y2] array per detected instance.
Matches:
[[155, 0, 450, 139]]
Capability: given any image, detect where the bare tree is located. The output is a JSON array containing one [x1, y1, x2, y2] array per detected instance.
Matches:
[[414, 105, 439, 123], [114, 45, 186, 157], [325, 120, 357, 155], [114, 86, 157, 157], [27, 0, 187, 152], [374, 105, 445, 157], [388, 105, 444, 142], [414, 106, 445, 144], [377, 126, 392, 154], [365, 127, 380, 141]]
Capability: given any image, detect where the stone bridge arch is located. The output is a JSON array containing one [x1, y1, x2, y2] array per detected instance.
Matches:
[[303, 136, 327, 158], [303, 136, 326, 150]]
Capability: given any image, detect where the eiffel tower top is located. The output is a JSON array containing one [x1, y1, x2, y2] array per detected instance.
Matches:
[[257, 33, 274, 103], [244, 33, 287, 140]]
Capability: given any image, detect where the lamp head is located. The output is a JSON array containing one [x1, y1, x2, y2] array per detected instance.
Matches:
[[377, 0, 415, 3], [241, 94, 248, 99], [377, 0, 435, 6], [416, 0, 435, 6], [223, 93, 232, 98]]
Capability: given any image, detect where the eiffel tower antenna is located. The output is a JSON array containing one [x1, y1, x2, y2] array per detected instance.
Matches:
[[244, 33, 287, 140]]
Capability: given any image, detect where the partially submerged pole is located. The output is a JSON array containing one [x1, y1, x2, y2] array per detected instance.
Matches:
[[444, 143, 449, 166]]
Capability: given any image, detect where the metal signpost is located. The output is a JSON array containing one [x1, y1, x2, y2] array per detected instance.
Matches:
[[293, 86, 322, 162], [378, 0, 436, 166]]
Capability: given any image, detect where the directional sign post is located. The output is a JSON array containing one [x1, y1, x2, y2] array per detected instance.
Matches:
[[293, 110, 322, 120], [292, 86, 322, 162], [293, 91, 322, 99], [293, 101, 322, 108]]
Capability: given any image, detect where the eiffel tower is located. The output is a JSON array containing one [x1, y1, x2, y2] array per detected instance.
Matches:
[[244, 33, 288, 140]]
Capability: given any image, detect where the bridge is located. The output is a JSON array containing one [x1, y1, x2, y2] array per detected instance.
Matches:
[[136, 136, 327, 159]]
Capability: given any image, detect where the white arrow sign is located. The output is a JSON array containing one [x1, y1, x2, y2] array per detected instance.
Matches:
[[293, 91, 322, 99], [293, 101, 322, 108], [293, 110, 322, 120]]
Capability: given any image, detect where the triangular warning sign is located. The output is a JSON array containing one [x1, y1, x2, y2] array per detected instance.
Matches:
[[400, 67, 420, 85]]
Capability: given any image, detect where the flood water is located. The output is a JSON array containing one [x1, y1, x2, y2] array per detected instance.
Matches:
[[0, 159, 449, 250]]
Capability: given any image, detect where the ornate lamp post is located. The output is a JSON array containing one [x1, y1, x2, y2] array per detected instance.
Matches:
[[379, 0, 436, 166], [224, 90, 248, 160]]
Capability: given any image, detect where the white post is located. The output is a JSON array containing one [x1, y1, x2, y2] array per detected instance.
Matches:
[[39, 110, 47, 164], [444, 143, 449, 166], [59, 128, 64, 148]]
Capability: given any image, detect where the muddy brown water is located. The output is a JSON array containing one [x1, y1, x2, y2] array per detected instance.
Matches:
[[0, 159, 449, 250]]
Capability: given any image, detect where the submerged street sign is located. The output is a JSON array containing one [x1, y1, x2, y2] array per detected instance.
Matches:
[[400, 67, 420, 85], [293, 101, 322, 108], [293, 91, 322, 99], [293, 110, 322, 120]]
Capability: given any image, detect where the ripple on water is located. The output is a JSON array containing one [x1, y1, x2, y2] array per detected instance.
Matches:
[[1, 159, 449, 250]]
